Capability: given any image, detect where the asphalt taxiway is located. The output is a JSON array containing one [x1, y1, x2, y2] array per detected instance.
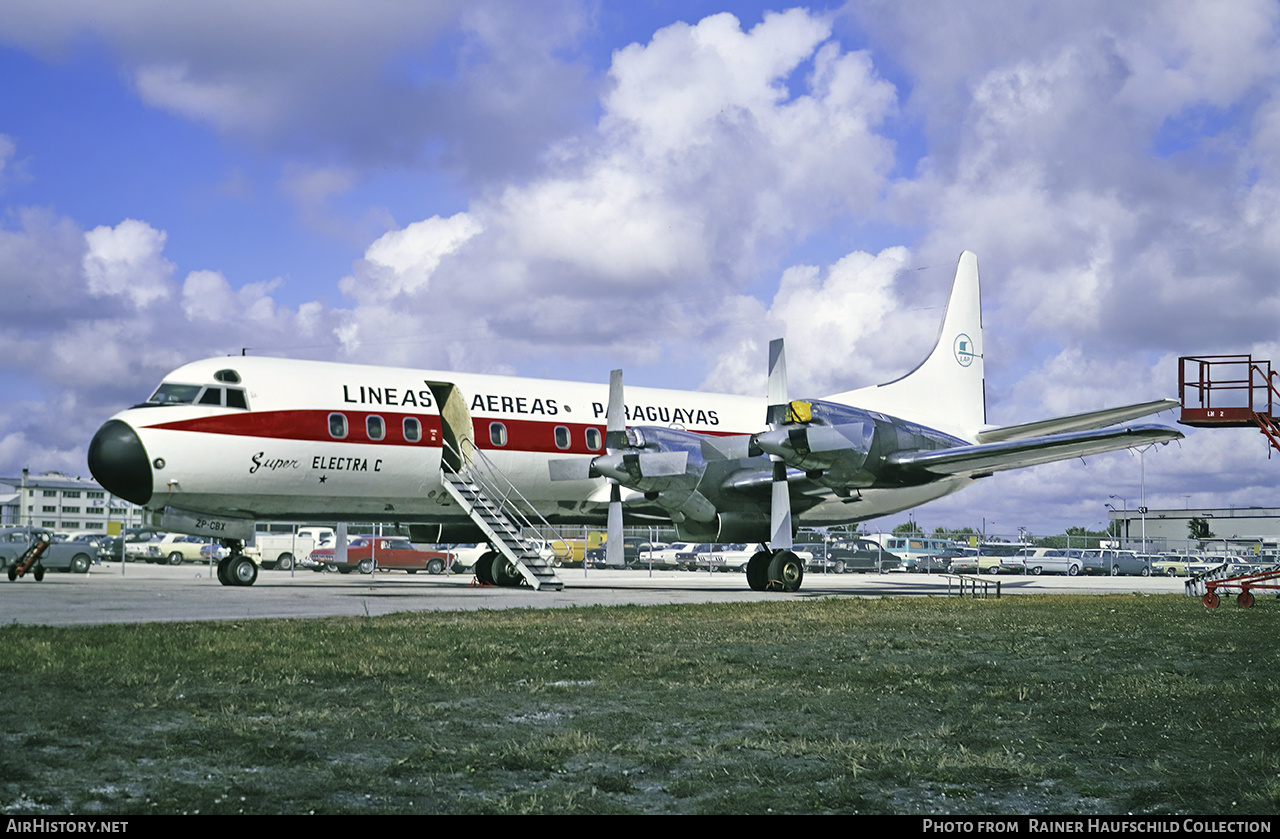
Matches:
[[0, 562, 1191, 627]]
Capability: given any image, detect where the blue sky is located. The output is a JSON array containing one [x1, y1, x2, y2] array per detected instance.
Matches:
[[3, 0, 1279, 538]]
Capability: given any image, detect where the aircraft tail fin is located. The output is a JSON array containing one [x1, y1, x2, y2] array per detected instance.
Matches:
[[829, 250, 986, 439]]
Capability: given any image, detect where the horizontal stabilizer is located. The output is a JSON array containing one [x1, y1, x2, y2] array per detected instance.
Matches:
[[976, 399, 1179, 443], [889, 424, 1183, 478]]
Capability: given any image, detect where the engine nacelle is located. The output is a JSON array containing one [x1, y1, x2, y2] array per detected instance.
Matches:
[[674, 511, 771, 543]]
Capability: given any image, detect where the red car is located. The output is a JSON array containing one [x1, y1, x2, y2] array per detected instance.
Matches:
[[308, 537, 453, 575]]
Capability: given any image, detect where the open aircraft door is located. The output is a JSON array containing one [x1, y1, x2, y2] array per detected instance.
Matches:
[[425, 381, 474, 472]]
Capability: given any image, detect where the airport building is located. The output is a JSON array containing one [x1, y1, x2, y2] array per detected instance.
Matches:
[[1108, 505, 1280, 553], [0, 470, 143, 532]]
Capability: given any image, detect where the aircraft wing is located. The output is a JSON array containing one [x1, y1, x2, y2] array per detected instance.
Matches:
[[887, 424, 1182, 478], [975, 399, 1178, 443]]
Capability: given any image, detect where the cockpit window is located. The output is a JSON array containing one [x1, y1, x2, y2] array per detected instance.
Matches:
[[214, 369, 241, 384], [147, 383, 203, 405], [144, 382, 249, 410]]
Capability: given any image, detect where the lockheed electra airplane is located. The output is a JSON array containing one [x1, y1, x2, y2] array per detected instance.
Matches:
[[87, 251, 1182, 591]]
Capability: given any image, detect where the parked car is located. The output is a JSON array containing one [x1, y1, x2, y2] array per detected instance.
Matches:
[[96, 535, 123, 564], [250, 527, 334, 570], [645, 542, 697, 570], [585, 539, 667, 568], [946, 552, 980, 574], [1010, 547, 1081, 576], [828, 539, 903, 573], [584, 540, 634, 568], [976, 543, 1024, 574], [0, 527, 96, 576], [142, 533, 215, 565], [122, 529, 166, 562], [1153, 554, 1238, 577], [308, 537, 453, 574], [1080, 550, 1152, 576], [446, 543, 489, 573]]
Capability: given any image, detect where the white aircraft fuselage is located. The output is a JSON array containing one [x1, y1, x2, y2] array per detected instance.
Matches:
[[87, 356, 968, 535], [87, 252, 1181, 561]]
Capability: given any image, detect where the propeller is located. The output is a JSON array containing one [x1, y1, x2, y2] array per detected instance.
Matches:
[[766, 338, 793, 551], [604, 369, 626, 568]]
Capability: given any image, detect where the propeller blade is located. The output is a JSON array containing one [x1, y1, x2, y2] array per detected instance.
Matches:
[[766, 338, 793, 550], [604, 368, 625, 564], [605, 481, 623, 566], [767, 337, 789, 426], [605, 368, 626, 450]]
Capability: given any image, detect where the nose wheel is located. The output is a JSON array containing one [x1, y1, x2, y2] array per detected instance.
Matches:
[[216, 541, 258, 586]]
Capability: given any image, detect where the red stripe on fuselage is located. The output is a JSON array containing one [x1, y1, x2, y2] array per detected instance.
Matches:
[[143, 409, 744, 455]]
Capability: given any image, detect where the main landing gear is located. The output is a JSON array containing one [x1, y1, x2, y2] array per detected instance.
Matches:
[[746, 548, 805, 593], [472, 550, 523, 587], [216, 540, 259, 587]]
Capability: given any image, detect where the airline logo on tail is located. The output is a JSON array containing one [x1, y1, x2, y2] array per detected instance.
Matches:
[[954, 334, 976, 367]]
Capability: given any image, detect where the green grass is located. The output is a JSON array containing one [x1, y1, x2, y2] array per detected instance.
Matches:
[[1, 594, 1277, 814]]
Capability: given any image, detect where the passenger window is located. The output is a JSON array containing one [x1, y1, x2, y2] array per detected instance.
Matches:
[[225, 388, 248, 409], [585, 427, 602, 451], [329, 413, 348, 439], [554, 426, 571, 450], [366, 416, 384, 440], [489, 422, 508, 446], [403, 417, 421, 442]]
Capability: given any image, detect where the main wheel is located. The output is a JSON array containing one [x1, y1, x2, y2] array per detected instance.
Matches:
[[358, 558, 374, 574], [1238, 590, 1255, 609], [426, 557, 445, 575], [767, 550, 804, 592], [228, 557, 258, 587], [492, 555, 523, 587], [217, 556, 233, 585], [746, 550, 771, 591], [474, 551, 498, 585], [276, 553, 294, 571], [71, 554, 91, 574]]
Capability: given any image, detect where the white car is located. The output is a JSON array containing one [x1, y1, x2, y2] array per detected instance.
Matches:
[[1014, 547, 1082, 576], [144, 533, 216, 565]]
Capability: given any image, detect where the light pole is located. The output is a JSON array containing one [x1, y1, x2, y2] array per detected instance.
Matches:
[[1109, 495, 1128, 549]]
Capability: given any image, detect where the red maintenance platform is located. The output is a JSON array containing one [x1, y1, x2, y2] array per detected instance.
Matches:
[[1179, 355, 1280, 607], [1178, 354, 1280, 454]]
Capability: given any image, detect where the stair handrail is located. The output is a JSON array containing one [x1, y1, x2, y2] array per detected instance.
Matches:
[[1250, 360, 1280, 418], [442, 435, 570, 556]]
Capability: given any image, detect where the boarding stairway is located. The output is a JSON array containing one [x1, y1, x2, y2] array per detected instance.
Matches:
[[1178, 355, 1280, 456], [440, 438, 564, 591]]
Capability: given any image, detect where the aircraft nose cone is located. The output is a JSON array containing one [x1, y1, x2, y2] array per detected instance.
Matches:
[[87, 420, 153, 506]]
